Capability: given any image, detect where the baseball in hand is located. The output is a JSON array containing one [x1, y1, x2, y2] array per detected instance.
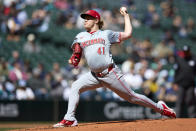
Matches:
[[120, 7, 127, 14], [68, 59, 72, 64]]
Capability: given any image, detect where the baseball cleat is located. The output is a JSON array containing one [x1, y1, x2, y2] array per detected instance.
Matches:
[[53, 119, 78, 127], [157, 101, 176, 118]]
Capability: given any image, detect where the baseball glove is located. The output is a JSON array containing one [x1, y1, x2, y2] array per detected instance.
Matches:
[[69, 43, 82, 67]]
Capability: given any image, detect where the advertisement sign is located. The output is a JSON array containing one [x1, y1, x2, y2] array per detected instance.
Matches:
[[0, 101, 176, 121]]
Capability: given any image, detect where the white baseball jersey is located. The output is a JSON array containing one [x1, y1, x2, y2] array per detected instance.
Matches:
[[72, 30, 121, 72]]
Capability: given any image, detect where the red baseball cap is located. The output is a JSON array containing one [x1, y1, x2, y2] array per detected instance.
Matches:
[[81, 10, 100, 20]]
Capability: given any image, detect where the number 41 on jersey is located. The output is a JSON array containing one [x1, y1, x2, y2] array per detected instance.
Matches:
[[97, 47, 105, 55]]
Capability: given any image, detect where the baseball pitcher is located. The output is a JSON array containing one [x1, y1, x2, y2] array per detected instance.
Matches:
[[53, 7, 176, 127]]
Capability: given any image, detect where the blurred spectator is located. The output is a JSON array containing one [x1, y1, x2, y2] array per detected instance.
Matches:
[[0, 58, 9, 81], [0, 83, 7, 100], [95, 87, 114, 101], [171, 15, 182, 33], [23, 60, 33, 78], [73, 0, 83, 11], [9, 50, 23, 66], [9, 61, 28, 82], [5, 1, 23, 41], [173, 45, 196, 118], [124, 63, 143, 91], [50, 75, 67, 99], [51, 62, 64, 82], [23, 33, 41, 54], [54, 0, 69, 11], [131, 16, 141, 28], [160, 1, 175, 18], [143, 4, 160, 29], [121, 58, 134, 73], [2, 0, 14, 16], [34, 63, 46, 80], [186, 17, 195, 33], [162, 30, 174, 44], [44, 72, 53, 92], [134, 59, 149, 75], [4, 79, 16, 100], [185, 17, 196, 40], [26, 8, 48, 31], [156, 69, 177, 102], [151, 41, 173, 58], [142, 80, 156, 100], [16, 80, 35, 100], [101, 9, 114, 29], [25, 0, 38, 6], [121, 0, 135, 7], [151, 13, 160, 29], [49, 62, 70, 99], [178, 26, 187, 38], [139, 39, 153, 59], [28, 67, 48, 99], [17, 8, 28, 27], [64, 12, 75, 29], [38, 12, 50, 32]]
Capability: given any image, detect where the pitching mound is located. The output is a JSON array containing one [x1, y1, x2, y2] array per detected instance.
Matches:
[[11, 118, 196, 131]]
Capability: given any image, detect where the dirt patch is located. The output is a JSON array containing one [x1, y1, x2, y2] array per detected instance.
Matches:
[[10, 118, 196, 131]]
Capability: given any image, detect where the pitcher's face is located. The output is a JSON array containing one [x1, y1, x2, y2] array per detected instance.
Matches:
[[83, 15, 97, 30]]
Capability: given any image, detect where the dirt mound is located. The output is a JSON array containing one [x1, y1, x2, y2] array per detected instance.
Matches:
[[11, 118, 196, 131]]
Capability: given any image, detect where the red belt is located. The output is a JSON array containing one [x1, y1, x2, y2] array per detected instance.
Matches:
[[94, 64, 114, 77]]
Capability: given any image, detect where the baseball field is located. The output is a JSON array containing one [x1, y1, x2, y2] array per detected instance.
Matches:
[[0, 118, 195, 131]]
